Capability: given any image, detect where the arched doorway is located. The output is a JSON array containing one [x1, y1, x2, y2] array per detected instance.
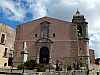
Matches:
[[39, 47, 49, 64]]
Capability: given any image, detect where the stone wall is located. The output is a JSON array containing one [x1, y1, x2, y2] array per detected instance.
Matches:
[[0, 23, 15, 68]]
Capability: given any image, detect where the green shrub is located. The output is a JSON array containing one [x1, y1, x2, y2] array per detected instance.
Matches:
[[17, 60, 45, 72], [17, 64, 24, 70], [24, 60, 37, 70], [36, 64, 45, 72], [17, 60, 37, 70]]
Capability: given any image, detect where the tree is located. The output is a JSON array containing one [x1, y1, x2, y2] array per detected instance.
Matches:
[[36, 64, 45, 72], [17, 60, 45, 72], [17, 60, 37, 70], [17, 64, 24, 70], [24, 60, 37, 70]]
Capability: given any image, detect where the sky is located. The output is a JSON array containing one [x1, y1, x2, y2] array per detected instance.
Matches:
[[0, 0, 100, 57]]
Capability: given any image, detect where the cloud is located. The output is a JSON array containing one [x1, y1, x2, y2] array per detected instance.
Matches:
[[0, 0, 48, 23], [0, 0, 25, 21], [30, 0, 47, 19], [0, 0, 100, 57], [89, 32, 100, 57]]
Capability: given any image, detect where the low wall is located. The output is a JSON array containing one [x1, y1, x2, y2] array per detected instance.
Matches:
[[0, 70, 88, 75]]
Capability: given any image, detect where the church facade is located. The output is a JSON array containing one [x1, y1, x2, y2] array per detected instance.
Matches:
[[14, 11, 90, 68]]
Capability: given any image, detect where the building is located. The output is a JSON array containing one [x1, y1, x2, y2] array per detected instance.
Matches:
[[89, 49, 95, 64], [95, 58, 100, 65], [0, 23, 15, 68], [14, 10, 90, 68]]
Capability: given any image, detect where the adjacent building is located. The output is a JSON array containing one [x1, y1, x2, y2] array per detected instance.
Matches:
[[14, 10, 90, 68], [89, 49, 95, 64], [0, 23, 15, 68], [95, 58, 100, 65]]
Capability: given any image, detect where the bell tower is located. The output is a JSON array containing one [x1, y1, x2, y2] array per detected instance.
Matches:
[[72, 10, 90, 68]]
